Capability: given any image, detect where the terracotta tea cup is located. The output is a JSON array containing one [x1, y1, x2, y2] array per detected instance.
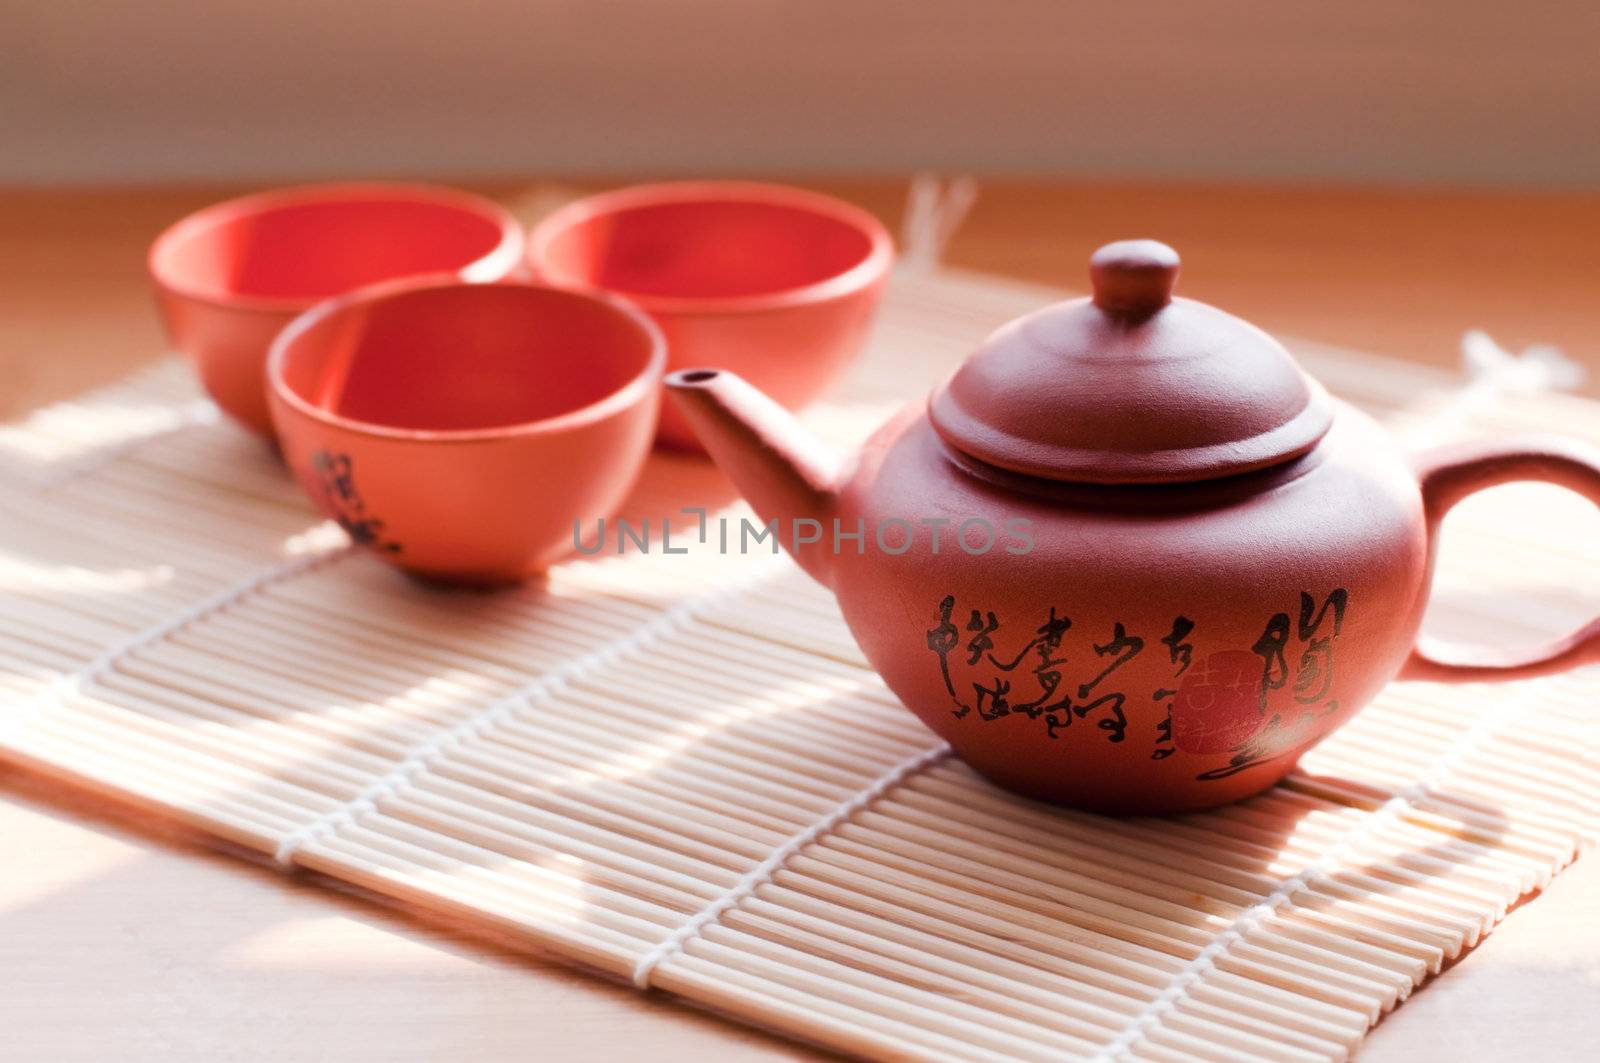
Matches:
[[150, 182, 524, 435], [267, 277, 665, 584], [528, 181, 894, 449]]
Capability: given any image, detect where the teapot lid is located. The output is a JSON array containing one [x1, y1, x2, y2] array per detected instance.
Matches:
[[929, 240, 1333, 484]]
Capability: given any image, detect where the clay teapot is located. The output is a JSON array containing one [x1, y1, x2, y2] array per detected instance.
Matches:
[[666, 240, 1600, 812]]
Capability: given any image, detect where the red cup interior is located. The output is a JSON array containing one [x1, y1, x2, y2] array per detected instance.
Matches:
[[273, 282, 662, 433], [152, 190, 516, 306], [536, 194, 880, 302]]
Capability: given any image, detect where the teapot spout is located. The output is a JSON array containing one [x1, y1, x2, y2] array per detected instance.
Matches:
[[665, 369, 842, 587]]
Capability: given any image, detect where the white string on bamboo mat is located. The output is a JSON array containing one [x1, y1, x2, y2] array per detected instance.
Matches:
[[630, 741, 952, 989], [1, 536, 349, 742], [1399, 330, 1584, 449], [272, 554, 791, 868], [900, 173, 978, 274], [1088, 682, 1533, 1063]]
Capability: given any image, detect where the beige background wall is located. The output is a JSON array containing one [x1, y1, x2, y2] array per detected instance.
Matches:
[[4, 1, 1597, 186]]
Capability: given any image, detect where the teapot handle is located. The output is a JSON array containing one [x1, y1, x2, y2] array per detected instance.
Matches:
[[1402, 435, 1600, 681]]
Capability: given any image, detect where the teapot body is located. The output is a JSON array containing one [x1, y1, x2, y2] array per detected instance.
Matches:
[[666, 239, 1600, 813], [828, 398, 1430, 811]]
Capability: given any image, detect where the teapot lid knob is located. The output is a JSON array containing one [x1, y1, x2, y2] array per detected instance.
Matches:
[[1090, 239, 1180, 319]]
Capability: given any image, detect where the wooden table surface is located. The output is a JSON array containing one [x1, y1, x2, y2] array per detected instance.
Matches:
[[2, 180, 1597, 1061]]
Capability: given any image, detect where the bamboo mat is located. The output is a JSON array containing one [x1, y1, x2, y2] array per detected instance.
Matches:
[[1, 266, 1596, 1063]]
